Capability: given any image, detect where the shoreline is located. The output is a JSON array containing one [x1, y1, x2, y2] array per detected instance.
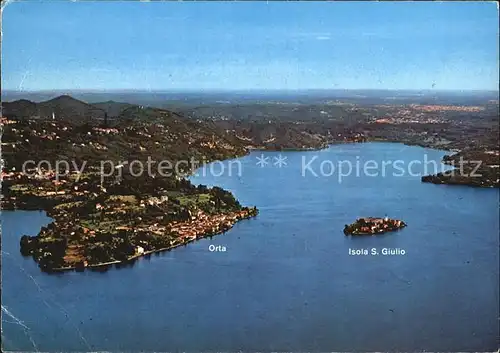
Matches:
[[49, 218, 247, 273], [19, 206, 258, 274], [251, 139, 459, 154], [5, 140, 497, 274]]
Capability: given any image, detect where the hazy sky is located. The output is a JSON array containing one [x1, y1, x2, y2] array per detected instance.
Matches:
[[2, 1, 498, 91]]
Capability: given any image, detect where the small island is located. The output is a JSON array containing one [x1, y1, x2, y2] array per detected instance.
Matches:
[[344, 217, 407, 235]]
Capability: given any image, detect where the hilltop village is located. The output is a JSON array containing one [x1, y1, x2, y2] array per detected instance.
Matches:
[[1, 95, 499, 272]]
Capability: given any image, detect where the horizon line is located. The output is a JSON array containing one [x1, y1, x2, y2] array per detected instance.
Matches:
[[2, 88, 499, 94]]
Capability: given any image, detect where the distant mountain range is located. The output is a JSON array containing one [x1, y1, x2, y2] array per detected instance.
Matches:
[[2, 95, 101, 122], [3, 93, 498, 153], [2, 89, 498, 108], [0, 94, 332, 150], [1, 95, 148, 123]]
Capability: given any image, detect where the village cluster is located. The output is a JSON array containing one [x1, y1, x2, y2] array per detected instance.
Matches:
[[344, 217, 407, 235]]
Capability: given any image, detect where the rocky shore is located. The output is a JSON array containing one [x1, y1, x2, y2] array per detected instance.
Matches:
[[344, 217, 407, 235]]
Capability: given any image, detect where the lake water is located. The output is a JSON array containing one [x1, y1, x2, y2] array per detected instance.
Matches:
[[2, 143, 499, 352]]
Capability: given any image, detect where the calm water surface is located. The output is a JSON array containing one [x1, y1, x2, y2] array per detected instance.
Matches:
[[2, 143, 499, 352]]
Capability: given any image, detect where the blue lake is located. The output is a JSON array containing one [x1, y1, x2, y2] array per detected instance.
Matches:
[[2, 143, 499, 351]]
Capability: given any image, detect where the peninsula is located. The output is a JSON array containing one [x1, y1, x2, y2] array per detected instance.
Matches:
[[1, 96, 259, 273], [421, 149, 500, 188]]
